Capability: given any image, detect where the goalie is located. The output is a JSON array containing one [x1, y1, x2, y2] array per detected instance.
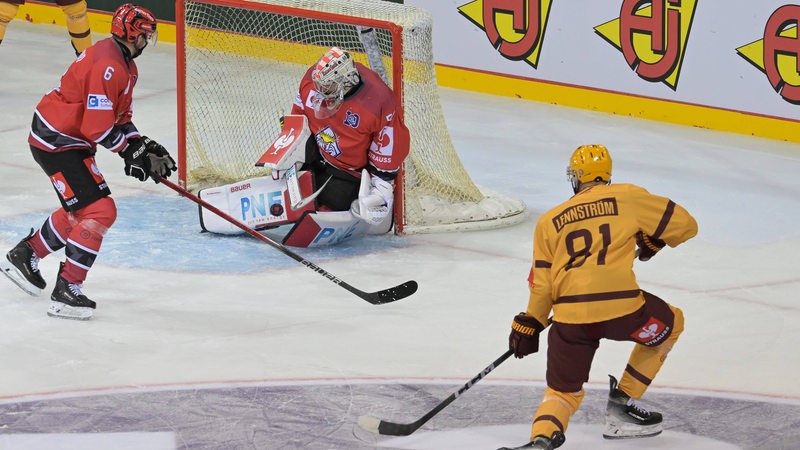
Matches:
[[199, 46, 410, 247]]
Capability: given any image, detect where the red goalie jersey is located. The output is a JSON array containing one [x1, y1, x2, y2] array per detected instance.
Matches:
[[290, 62, 410, 178], [29, 38, 141, 154]]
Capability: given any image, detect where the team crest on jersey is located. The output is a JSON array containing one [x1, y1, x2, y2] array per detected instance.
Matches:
[[343, 110, 360, 128], [87, 94, 113, 110], [316, 126, 342, 158]]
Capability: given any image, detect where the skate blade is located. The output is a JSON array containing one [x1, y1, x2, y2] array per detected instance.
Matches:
[[47, 301, 93, 320], [0, 260, 43, 296], [603, 423, 662, 440]]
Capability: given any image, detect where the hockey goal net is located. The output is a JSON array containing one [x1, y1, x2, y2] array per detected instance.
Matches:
[[176, 0, 526, 234]]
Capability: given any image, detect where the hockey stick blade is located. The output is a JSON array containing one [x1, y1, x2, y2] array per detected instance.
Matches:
[[357, 280, 417, 304], [160, 178, 417, 305], [357, 349, 514, 436]]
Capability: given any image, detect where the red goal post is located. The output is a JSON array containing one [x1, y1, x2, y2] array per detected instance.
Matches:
[[175, 0, 526, 234]]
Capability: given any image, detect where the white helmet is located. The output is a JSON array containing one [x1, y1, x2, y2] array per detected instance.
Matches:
[[310, 47, 360, 117]]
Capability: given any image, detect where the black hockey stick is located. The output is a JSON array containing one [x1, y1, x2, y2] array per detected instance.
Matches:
[[160, 178, 417, 304], [357, 349, 514, 436]]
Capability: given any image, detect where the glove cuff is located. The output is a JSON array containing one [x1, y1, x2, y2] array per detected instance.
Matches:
[[641, 234, 665, 251], [512, 313, 546, 336], [119, 138, 143, 156]]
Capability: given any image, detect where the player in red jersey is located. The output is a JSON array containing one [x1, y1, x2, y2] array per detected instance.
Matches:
[[291, 46, 410, 222], [0, 3, 176, 320], [0, 0, 92, 55]]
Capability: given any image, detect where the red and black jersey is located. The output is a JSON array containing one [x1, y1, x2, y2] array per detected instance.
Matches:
[[291, 62, 410, 179], [29, 37, 141, 154]]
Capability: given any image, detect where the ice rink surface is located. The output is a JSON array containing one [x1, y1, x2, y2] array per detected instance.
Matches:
[[1, 22, 799, 450]]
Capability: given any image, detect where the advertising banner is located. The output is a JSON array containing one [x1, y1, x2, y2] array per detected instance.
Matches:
[[408, 0, 800, 139]]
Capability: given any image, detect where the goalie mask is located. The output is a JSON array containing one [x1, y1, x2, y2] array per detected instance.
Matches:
[[567, 144, 612, 193], [311, 47, 361, 118]]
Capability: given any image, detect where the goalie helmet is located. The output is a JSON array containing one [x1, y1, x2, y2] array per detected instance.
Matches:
[[567, 144, 612, 193], [111, 3, 158, 46], [310, 47, 361, 117]]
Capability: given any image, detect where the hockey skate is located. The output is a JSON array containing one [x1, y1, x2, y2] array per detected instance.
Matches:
[[48, 263, 95, 320], [603, 375, 663, 439], [0, 229, 46, 296], [497, 431, 565, 450]]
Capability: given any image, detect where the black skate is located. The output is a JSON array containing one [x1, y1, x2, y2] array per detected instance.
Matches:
[[603, 374, 663, 439], [498, 431, 565, 450], [1, 229, 46, 296], [48, 263, 95, 320]]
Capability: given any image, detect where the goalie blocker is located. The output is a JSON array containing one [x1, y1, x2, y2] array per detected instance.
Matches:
[[198, 115, 393, 247]]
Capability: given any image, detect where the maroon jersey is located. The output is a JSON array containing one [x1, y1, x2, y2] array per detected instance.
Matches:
[[29, 37, 140, 154], [291, 62, 410, 178]]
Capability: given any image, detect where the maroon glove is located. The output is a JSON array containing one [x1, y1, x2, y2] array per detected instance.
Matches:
[[636, 231, 665, 262], [509, 313, 547, 359]]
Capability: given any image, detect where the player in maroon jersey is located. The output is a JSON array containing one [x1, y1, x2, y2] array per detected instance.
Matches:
[[500, 145, 697, 450], [291, 46, 410, 224], [0, 0, 92, 55], [0, 3, 176, 320]]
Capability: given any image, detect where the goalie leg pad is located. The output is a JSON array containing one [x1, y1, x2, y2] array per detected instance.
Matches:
[[282, 211, 373, 248], [198, 173, 315, 235]]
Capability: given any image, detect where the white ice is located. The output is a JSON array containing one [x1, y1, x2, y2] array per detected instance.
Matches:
[[1, 22, 799, 450]]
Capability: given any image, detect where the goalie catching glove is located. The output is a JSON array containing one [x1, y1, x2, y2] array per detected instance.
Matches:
[[351, 170, 394, 226], [509, 313, 547, 359], [119, 136, 177, 183], [636, 231, 665, 262]]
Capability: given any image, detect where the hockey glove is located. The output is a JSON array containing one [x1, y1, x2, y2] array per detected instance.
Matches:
[[509, 313, 546, 359], [119, 138, 150, 182], [636, 231, 665, 262], [142, 136, 177, 183], [351, 172, 394, 226]]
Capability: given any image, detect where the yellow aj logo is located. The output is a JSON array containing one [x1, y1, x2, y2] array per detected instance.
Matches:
[[737, 5, 800, 104], [595, 0, 697, 90], [458, 0, 553, 69]]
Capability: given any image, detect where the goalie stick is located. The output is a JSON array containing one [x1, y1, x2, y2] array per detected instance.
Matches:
[[357, 349, 514, 436], [285, 165, 331, 211], [160, 178, 417, 305]]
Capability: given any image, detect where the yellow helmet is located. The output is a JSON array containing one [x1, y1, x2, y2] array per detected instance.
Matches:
[[567, 144, 612, 193]]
